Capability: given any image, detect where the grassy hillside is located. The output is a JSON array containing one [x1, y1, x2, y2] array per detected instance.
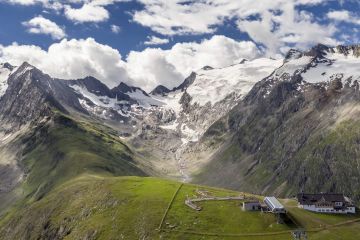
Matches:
[[0, 176, 359, 239], [2, 112, 149, 210]]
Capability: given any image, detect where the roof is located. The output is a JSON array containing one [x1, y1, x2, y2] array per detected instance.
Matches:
[[264, 197, 284, 209], [297, 193, 347, 205]]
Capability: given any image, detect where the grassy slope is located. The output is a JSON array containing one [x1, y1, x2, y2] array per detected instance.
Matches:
[[0, 176, 359, 240], [0, 112, 148, 214], [1, 108, 359, 239]]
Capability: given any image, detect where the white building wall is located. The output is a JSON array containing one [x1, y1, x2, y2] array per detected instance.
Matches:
[[299, 204, 355, 214]]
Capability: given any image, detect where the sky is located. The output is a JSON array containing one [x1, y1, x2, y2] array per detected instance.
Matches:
[[0, 0, 359, 91]]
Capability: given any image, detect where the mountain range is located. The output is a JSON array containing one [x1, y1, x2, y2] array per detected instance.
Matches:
[[0, 44, 360, 238]]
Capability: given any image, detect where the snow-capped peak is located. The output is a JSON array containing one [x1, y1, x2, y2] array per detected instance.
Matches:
[[186, 58, 283, 106], [150, 58, 283, 144], [0, 63, 14, 97], [271, 45, 360, 86], [302, 48, 360, 84]]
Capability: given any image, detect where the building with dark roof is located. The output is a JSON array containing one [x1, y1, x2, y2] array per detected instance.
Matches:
[[297, 193, 355, 214]]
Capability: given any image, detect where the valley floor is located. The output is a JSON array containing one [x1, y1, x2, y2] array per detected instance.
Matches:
[[0, 175, 359, 240]]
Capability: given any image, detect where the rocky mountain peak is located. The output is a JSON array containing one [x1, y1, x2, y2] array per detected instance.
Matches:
[[172, 72, 197, 92], [112, 82, 149, 97], [0, 62, 15, 71], [202, 66, 214, 70], [284, 49, 303, 62], [9, 62, 38, 81], [17, 61, 34, 70], [300, 44, 360, 60], [239, 59, 248, 64], [336, 44, 360, 57], [113, 82, 134, 93], [81, 76, 106, 87], [0, 62, 63, 129], [68, 76, 113, 97], [305, 43, 333, 59], [150, 85, 171, 96]]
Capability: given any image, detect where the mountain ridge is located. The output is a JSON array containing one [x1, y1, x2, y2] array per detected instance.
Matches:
[[0, 43, 360, 198], [193, 43, 360, 201], [0, 43, 360, 239]]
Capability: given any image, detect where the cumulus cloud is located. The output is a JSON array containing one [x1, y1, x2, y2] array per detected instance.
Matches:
[[4, 0, 40, 5], [327, 10, 360, 25], [238, 6, 339, 55], [63, 0, 130, 23], [126, 48, 183, 92], [126, 35, 260, 91], [0, 38, 129, 88], [22, 15, 66, 40], [64, 3, 110, 23], [144, 36, 169, 45], [4, 0, 67, 10], [0, 36, 260, 91], [133, 0, 339, 55], [133, 0, 230, 35], [2, 0, 127, 23], [133, 0, 329, 36]]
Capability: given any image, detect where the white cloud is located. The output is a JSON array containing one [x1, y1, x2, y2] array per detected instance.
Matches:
[[22, 15, 66, 40], [126, 48, 183, 92], [62, 1, 130, 23], [4, 0, 40, 5], [133, 0, 339, 55], [1, 0, 349, 55], [3, 0, 128, 23], [0, 36, 259, 91], [126, 35, 260, 91], [3, 0, 66, 9], [133, 0, 231, 35], [238, 6, 339, 55], [111, 24, 121, 33], [327, 10, 360, 25], [144, 36, 169, 45], [327, 10, 351, 21], [133, 0, 330, 35], [0, 38, 129, 88], [64, 3, 110, 23]]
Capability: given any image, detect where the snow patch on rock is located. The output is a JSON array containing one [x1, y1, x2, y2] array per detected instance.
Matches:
[[187, 58, 283, 106], [302, 52, 360, 84], [0, 66, 10, 97]]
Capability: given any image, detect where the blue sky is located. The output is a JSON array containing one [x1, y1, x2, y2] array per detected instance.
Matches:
[[0, 0, 359, 91], [0, 0, 255, 57]]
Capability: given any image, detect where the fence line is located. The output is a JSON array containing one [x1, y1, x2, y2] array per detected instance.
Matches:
[[157, 183, 183, 231]]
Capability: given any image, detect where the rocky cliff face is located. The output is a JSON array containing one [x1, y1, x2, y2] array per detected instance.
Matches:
[[0, 63, 57, 130], [0, 62, 89, 131], [194, 44, 360, 201]]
